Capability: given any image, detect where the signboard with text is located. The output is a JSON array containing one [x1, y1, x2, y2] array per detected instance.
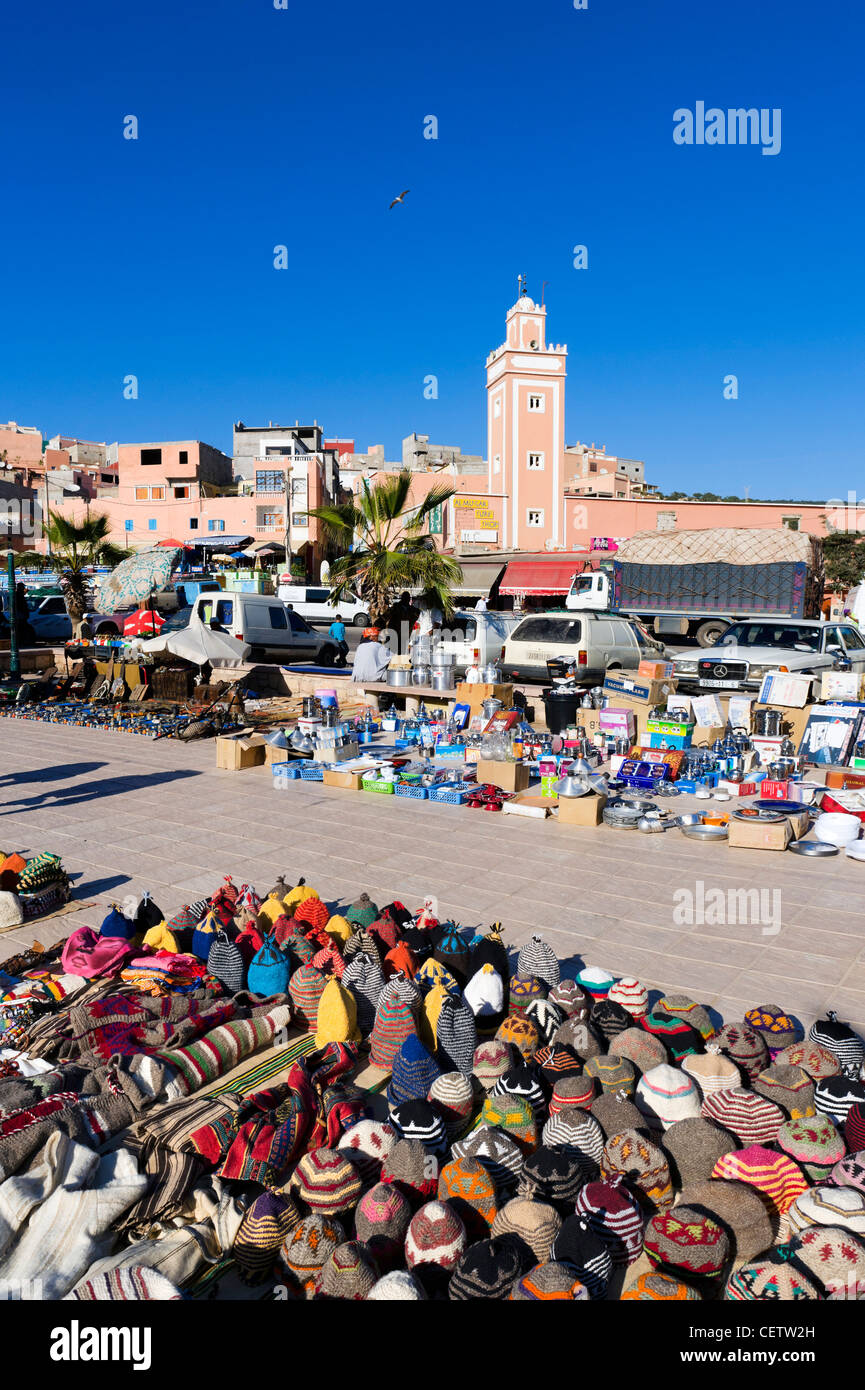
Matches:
[[454, 496, 498, 542]]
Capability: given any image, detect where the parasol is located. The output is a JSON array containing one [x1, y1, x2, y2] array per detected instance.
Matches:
[[97, 547, 180, 610], [122, 608, 166, 637], [139, 610, 250, 667]]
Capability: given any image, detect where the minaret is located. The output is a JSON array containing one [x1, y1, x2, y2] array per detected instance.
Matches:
[[485, 285, 567, 550]]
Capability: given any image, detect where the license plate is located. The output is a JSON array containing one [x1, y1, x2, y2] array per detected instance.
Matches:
[[699, 678, 739, 688]]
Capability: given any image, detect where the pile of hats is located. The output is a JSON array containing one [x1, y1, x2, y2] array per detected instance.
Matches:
[[0, 849, 70, 924]]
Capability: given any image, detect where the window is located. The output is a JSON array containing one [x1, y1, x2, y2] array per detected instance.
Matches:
[[148, 519, 157, 531], [179, 450, 188, 465], [527, 452, 544, 470], [260, 511, 282, 530], [493, 454, 501, 474], [293, 512, 308, 527], [589, 462, 597, 473], [189, 518, 199, 530], [135, 486, 148, 500], [140, 448, 162, 466], [124, 519, 133, 532], [657, 510, 677, 531], [512, 617, 583, 643], [101, 472, 114, 483], [207, 519, 225, 532], [256, 470, 284, 493], [287, 610, 312, 633], [528, 394, 545, 412], [268, 606, 288, 629], [150, 486, 165, 500], [291, 476, 307, 497], [616, 491, 626, 499], [307, 588, 329, 603], [493, 398, 501, 418], [215, 600, 234, 625], [173, 486, 189, 499], [782, 516, 801, 531], [841, 627, 865, 651], [526, 508, 544, 527]]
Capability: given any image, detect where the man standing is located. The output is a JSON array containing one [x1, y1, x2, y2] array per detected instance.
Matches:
[[328, 613, 349, 663]]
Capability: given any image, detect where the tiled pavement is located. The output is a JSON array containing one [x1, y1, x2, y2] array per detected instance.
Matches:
[[2, 721, 865, 1038]]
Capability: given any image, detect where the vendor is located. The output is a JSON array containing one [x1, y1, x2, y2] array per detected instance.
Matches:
[[352, 627, 392, 682]]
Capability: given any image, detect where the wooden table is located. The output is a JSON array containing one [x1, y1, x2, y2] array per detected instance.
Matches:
[[355, 680, 459, 716]]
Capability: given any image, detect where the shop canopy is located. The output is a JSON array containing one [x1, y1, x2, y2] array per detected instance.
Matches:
[[190, 535, 253, 550], [449, 560, 507, 599], [499, 558, 580, 597]]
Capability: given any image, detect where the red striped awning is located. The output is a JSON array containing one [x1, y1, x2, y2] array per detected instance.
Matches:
[[499, 559, 578, 596]]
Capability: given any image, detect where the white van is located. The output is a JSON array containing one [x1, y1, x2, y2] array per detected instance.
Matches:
[[432, 610, 523, 676], [194, 593, 343, 665], [503, 611, 664, 684], [277, 584, 370, 627]]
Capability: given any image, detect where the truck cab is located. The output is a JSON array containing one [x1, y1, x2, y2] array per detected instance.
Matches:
[[566, 571, 611, 611]]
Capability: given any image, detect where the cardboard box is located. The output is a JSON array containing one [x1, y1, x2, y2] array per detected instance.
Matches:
[[728, 817, 793, 851], [753, 703, 814, 746], [475, 759, 531, 794], [602, 670, 677, 705], [716, 779, 760, 797], [638, 659, 674, 680], [216, 733, 267, 770], [264, 742, 289, 766], [456, 681, 513, 715], [667, 693, 693, 719], [728, 694, 755, 731], [758, 672, 814, 708], [502, 794, 553, 819], [821, 670, 865, 702], [599, 707, 637, 737], [322, 768, 367, 790], [648, 731, 692, 750], [761, 779, 792, 800], [690, 724, 727, 748], [556, 792, 607, 827], [311, 741, 361, 763], [690, 693, 726, 728]]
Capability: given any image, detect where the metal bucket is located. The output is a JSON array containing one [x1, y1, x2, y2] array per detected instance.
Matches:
[[430, 668, 453, 691]]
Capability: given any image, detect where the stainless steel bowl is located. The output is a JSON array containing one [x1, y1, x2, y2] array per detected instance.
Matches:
[[637, 814, 667, 833], [676, 813, 705, 828], [681, 822, 729, 841]]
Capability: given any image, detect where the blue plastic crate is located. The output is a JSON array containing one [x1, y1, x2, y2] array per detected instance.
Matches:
[[394, 781, 429, 799], [298, 761, 324, 782], [429, 781, 474, 805], [272, 761, 301, 781]]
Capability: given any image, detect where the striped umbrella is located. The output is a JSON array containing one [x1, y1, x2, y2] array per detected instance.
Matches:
[[122, 608, 166, 637]]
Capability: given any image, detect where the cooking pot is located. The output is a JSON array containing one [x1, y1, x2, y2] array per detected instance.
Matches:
[[430, 668, 453, 692], [481, 697, 503, 720], [754, 708, 783, 738], [412, 665, 431, 687], [387, 667, 412, 687]]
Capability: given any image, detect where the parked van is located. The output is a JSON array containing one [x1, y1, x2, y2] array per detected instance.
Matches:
[[503, 611, 666, 684], [193, 593, 343, 665], [432, 610, 523, 676], [277, 584, 370, 627]]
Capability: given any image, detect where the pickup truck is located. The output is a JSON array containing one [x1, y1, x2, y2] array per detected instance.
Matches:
[[672, 618, 865, 693]]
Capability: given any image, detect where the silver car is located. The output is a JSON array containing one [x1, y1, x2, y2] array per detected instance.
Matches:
[[672, 618, 865, 692]]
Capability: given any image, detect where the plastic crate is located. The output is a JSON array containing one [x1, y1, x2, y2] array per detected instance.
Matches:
[[429, 781, 474, 805], [362, 777, 395, 794], [298, 762, 324, 782], [394, 780, 429, 799], [272, 761, 301, 784]]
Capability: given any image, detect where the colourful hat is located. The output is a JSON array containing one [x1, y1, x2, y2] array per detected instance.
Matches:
[[516, 935, 560, 989], [437, 1156, 498, 1236], [369, 991, 418, 1070], [600, 1129, 674, 1211], [608, 976, 649, 1019], [492, 1064, 547, 1124], [846, 1103, 865, 1152], [345, 893, 378, 929], [644, 1206, 730, 1279], [354, 1182, 412, 1263], [233, 1190, 301, 1285], [472, 1039, 512, 1090], [315, 977, 361, 1048], [288, 964, 327, 1029], [436, 995, 477, 1075], [700, 1087, 786, 1146], [481, 1093, 538, 1152], [549, 978, 591, 1019], [509, 1262, 590, 1300], [421, 982, 451, 1051], [639, 1012, 702, 1062], [808, 1011, 865, 1071], [324, 914, 352, 945], [681, 1048, 741, 1098], [294, 896, 330, 935], [415, 957, 460, 996], [573, 1175, 645, 1267], [744, 1004, 801, 1055], [449, 1237, 531, 1300], [281, 1215, 345, 1298], [655, 994, 715, 1042], [549, 1073, 596, 1115], [815, 1076, 865, 1127], [380, 1138, 438, 1202], [725, 1245, 823, 1301], [518, 1147, 584, 1209], [609, 1026, 668, 1075], [388, 1099, 448, 1155], [405, 1200, 467, 1270], [622, 1272, 701, 1301], [710, 1145, 809, 1216], [585, 1053, 637, 1097], [576, 966, 614, 1001], [542, 1110, 605, 1177], [524, 998, 566, 1046], [508, 973, 547, 1019], [337, 1119, 395, 1183], [754, 1064, 815, 1119], [320, 1241, 378, 1300], [636, 1064, 701, 1130], [463, 965, 505, 1023], [388, 1035, 442, 1107], [428, 1071, 474, 1138], [786, 1186, 865, 1237], [291, 1147, 362, 1215], [550, 1215, 613, 1299], [432, 926, 470, 985], [794, 1223, 865, 1298], [775, 1040, 841, 1081], [451, 1125, 525, 1195], [341, 955, 385, 1036], [536, 1044, 583, 1086], [715, 1021, 771, 1081], [831, 1152, 865, 1193], [495, 1015, 539, 1064]]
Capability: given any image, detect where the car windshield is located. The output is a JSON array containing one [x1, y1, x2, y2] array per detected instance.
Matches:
[[511, 617, 583, 643], [160, 606, 193, 633], [720, 622, 822, 652]]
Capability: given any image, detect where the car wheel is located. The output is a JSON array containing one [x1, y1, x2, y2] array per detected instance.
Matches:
[[320, 644, 343, 668], [696, 620, 729, 648], [353, 612, 370, 628]]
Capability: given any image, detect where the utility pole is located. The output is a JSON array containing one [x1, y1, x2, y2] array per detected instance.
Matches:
[[7, 551, 20, 686], [44, 469, 52, 556]]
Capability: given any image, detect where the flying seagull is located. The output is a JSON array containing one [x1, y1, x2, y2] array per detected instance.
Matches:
[[389, 189, 410, 209]]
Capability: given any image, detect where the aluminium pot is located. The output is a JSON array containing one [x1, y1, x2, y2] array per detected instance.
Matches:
[[412, 665, 432, 687], [387, 668, 412, 687], [430, 668, 454, 692]]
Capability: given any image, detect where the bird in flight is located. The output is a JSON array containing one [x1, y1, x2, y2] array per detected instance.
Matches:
[[389, 189, 410, 209]]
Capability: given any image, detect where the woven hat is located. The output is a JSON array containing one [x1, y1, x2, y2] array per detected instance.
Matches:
[[415, 957, 459, 996], [808, 1011, 865, 1071], [432, 926, 470, 985], [518, 1147, 584, 1209], [591, 998, 635, 1043], [496, 1015, 539, 1064], [421, 982, 451, 1052], [662, 1117, 738, 1187], [549, 978, 591, 1019], [463, 965, 505, 1023], [524, 998, 566, 1046], [831, 1152, 865, 1193], [368, 915, 401, 955], [677, 1179, 773, 1263], [449, 1236, 532, 1300], [609, 1026, 668, 1075], [591, 1090, 645, 1139], [681, 1048, 741, 1098], [787, 1185, 865, 1237], [754, 1064, 815, 1119], [233, 1190, 301, 1284], [815, 1076, 865, 1126], [510, 1262, 590, 1299], [473, 1039, 512, 1090], [701, 1087, 786, 1146], [436, 995, 477, 1075], [481, 1093, 538, 1152], [380, 1138, 438, 1202], [315, 978, 361, 1048], [710, 1144, 809, 1216], [324, 914, 352, 945], [644, 1205, 730, 1279], [283, 880, 318, 908], [321, 1241, 379, 1299], [552, 1015, 603, 1061], [367, 1270, 427, 1300], [517, 934, 560, 989], [508, 973, 547, 1019], [405, 1199, 467, 1270], [437, 1157, 498, 1237], [775, 1040, 841, 1081], [585, 1053, 636, 1097], [656, 994, 715, 1042], [744, 1004, 802, 1055], [370, 991, 418, 1070], [601, 1128, 674, 1211], [715, 1020, 770, 1081], [388, 1035, 442, 1107], [846, 1103, 865, 1152], [337, 1119, 395, 1183], [549, 1214, 613, 1299], [355, 1182, 412, 1263], [281, 1215, 346, 1298], [207, 931, 245, 994], [292, 1147, 362, 1216], [542, 1109, 605, 1178], [428, 1071, 474, 1138], [469, 926, 509, 985], [549, 1073, 595, 1115], [288, 964, 327, 1029], [99, 904, 138, 941], [608, 976, 649, 1019], [640, 1012, 702, 1062], [294, 895, 330, 935], [451, 1124, 525, 1195], [492, 1064, 547, 1124], [574, 1175, 645, 1266], [725, 1245, 822, 1301], [536, 1044, 583, 1086], [491, 1197, 562, 1263], [343, 928, 382, 967], [342, 955, 386, 1036], [345, 893, 378, 929], [576, 965, 614, 1001], [622, 1272, 701, 1300], [636, 1064, 702, 1131], [794, 1224, 865, 1298], [388, 1100, 448, 1156]]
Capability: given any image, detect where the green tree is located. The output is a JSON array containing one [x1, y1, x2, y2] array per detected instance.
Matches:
[[44, 511, 128, 635], [821, 530, 865, 593], [309, 471, 463, 622]]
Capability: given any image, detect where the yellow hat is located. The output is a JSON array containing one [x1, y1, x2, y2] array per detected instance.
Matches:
[[423, 982, 451, 1051], [258, 894, 287, 927], [284, 883, 319, 909], [315, 977, 361, 1047], [324, 914, 352, 945], [142, 921, 179, 953]]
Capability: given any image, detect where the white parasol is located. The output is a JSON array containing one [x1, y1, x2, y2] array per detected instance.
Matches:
[[138, 611, 251, 667]]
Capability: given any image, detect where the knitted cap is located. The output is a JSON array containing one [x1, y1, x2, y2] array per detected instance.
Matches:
[[518, 1147, 584, 1209], [315, 977, 361, 1048], [591, 998, 635, 1044], [367, 1270, 427, 1300], [336, 1119, 395, 1183], [324, 914, 352, 945], [715, 1021, 770, 1081], [281, 1215, 346, 1297], [681, 1048, 745, 1098], [516, 934, 560, 989], [451, 1124, 525, 1195], [437, 1157, 498, 1236], [283, 881, 318, 908], [294, 896, 330, 934], [388, 1099, 448, 1156], [600, 1128, 674, 1211], [481, 1093, 538, 1153], [321, 1241, 378, 1300], [421, 982, 451, 1051], [775, 1040, 841, 1081], [655, 994, 715, 1042], [233, 1190, 301, 1284], [549, 1214, 613, 1299], [436, 995, 477, 1075], [573, 1175, 645, 1266], [710, 1145, 809, 1216], [354, 1182, 412, 1262], [491, 1196, 562, 1263], [207, 931, 245, 994], [585, 1053, 636, 1097], [524, 998, 566, 1046], [428, 1071, 474, 1139], [725, 1245, 821, 1301], [808, 1011, 865, 1071], [794, 1223, 865, 1298], [536, 1044, 583, 1086], [449, 1236, 531, 1300], [368, 915, 401, 955], [432, 926, 470, 985], [636, 1064, 701, 1130], [508, 974, 547, 1019], [549, 978, 591, 1019], [678, 1179, 773, 1263], [388, 1035, 442, 1107], [661, 1116, 738, 1187], [744, 1003, 801, 1055], [463, 965, 505, 1023], [786, 1185, 865, 1237], [754, 1064, 815, 1119], [608, 976, 649, 1019], [542, 1109, 605, 1178], [700, 1087, 786, 1146], [493, 1064, 547, 1124], [343, 928, 381, 967], [99, 904, 138, 941], [639, 1012, 702, 1062], [609, 1027, 668, 1075], [549, 1073, 595, 1115], [552, 1015, 603, 1062], [644, 1205, 730, 1279], [576, 965, 614, 1001], [345, 893, 379, 928], [405, 1200, 467, 1270], [380, 1138, 438, 1202], [291, 1147, 362, 1215], [370, 991, 418, 1070], [473, 1039, 512, 1090], [509, 1262, 590, 1300], [288, 964, 327, 1029], [591, 1090, 645, 1139], [846, 1103, 865, 1152], [495, 1015, 539, 1064], [622, 1272, 701, 1301], [831, 1152, 865, 1193], [815, 1076, 865, 1127], [415, 957, 459, 996]]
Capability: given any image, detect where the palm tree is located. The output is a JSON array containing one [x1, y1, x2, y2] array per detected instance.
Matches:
[[309, 471, 463, 622], [44, 511, 129, 635]]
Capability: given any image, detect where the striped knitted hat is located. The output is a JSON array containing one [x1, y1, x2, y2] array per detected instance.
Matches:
[[644, 1206, 730, 1279], [473, 1039, 512, 1090], [388, 1035, 442, 1107], [681, 1048, 741, 1098], [655, 994, 715, 1042], [710, 1144, 809, 1216], [508, 974, 547, 1018], [493, 1064, 547, 1124], [639, 1012, 702, 1062], [661, 1117, 738, 1188], [288, 964, 327, 1029], [336, 1118, 395, 1183], [725, 1246, 822, 1301], [292, 1147, 363, 1215], [510, 1262, 590, 1300], [321, 1241, 379, 1299], [591, 1090, 645, 1139], [576, 965, 614, 1001], [343, 928, 381, 967], [574, 1175, 645, 1267], [622, 1272, 701, 1301], [311, 942, 345, 979], [831, 1152, 865, 1193], [495, 1015, 539, 1065], [609, 1026, 668, 1075], [550, 1214, 613, 1299], [481, 1093, 538, 1152], [436, 995, 477, 1075], [405, 1200, 467, 1270], [491, 1196, 562, 1263], [636, 1064, 702, 1131], [354, 1182, 412, 1261], [380, 1138, 439, 1202], [677, 1179, 773, 1263], [600, 1128, 674, 1211], [591, 999, 635, 1043], [754, 1064, 815, 1119], [370, 991, 418, 1070], [233, 1190, 301, 1284], [715, 1020, 771, 1081], [367, 1270, 427, 1300], [368, 915, 401, 955], [451, 1124, 525, 1195], [585, 1053, 636, 1097], [608, 977, 649, 1019], [744, 1003, 801, 1055], [844, 1103, 865, 1152], [700, 1087, 786, 1146], [786, 1185, 865, 1237], [536, 1044, 583, 1086], [518, 1146, 584, 1208], [281, 1215, 346, 1298], [438, 1157, 498, 1236], [294, 896, 330, 934], [815, 1076, 865, 1126], [516, 934, 560, 989], [542, 1109, 605, 1178], [449, 1236, 531, 1300], [549, 978, 591, 1019], [524, 998, 566, 1046], [775, 1040, 841, 1081], [207, 931, 245, 994], [345, 893, 378, 928], [428, 1071, 474, 1138], [388, 1099, 448, 1156], [808, 1011, 865, 1071], [549, 1073, 596, 1115]]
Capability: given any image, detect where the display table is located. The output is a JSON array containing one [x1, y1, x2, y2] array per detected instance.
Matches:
[[355, 680, 458, 716]]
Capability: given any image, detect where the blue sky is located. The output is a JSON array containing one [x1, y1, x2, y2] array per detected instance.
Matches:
[[2, 0, 862, 498]]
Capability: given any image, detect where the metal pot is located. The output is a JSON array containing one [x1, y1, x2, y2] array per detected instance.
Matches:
[[412, 665, 432, 687], [387, 668, 412, 687], [754, 708, 783, 737], [430, 668, 453, 692], [481, 697, 503, 720]]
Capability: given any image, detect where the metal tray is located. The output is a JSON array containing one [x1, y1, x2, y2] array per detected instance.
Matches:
[[733, 807, 785, 823], [754, 799, 807, 815], [788, 838, 839, 856], [681, 822, 729, 841]]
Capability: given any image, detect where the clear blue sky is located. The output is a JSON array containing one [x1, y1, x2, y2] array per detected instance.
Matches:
[[2, 0, 862, 498]]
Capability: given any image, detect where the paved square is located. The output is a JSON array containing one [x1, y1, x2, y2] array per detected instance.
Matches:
[[2, 721, 864, 1038]]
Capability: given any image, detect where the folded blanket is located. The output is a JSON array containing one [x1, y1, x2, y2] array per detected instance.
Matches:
[[131, 1004, 293, 1103]]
